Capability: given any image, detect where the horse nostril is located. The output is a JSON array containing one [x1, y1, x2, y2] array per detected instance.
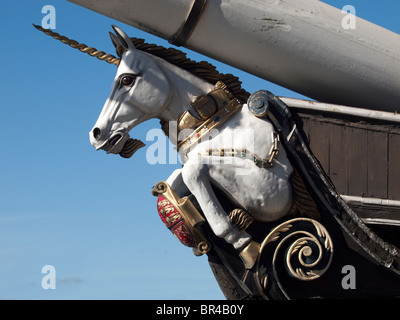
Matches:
[[93, 127, 102, 140]]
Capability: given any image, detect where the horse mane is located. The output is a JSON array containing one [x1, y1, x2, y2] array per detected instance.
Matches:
[[116, 38, 250, 103]]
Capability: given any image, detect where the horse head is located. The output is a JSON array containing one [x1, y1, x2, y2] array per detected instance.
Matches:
[[33, 24, 247, 158], [89, 26, 172, 155]]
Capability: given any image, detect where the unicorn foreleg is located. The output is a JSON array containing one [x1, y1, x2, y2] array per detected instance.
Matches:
[[181, 159, 252, 251], [166, 169, 190, 198]]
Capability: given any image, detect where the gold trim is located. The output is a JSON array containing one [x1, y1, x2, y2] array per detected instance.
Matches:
[[152, 181, 211, 256], [33, 24, 120, 66], [161, 81, 241, 141], [191, 95, 217, 120], [199, 148, 272, 168], [177, 98, 242, 152], [257, 218, 333, 282], [177, 111, 204, 132], [240, 241, 260, 270], [178, 81, 236, 132]]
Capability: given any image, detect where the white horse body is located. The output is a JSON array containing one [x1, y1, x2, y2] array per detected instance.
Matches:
[[173, 104, 293, 218], [90, 27, 293, 256]]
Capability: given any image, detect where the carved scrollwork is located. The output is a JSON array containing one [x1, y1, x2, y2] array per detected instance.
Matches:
[[286, 221, 333, 281], [255, 218, 333, 299], [194, 241, 211, 256], [229, 208, 254, 230]]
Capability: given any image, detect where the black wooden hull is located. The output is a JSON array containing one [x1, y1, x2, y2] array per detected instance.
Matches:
[[205, 92, 400, 299]]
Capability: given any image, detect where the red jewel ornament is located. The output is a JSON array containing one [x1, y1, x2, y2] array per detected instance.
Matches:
[[156, 196, 196, 248]]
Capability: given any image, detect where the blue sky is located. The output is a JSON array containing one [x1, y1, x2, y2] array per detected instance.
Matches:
[[0, 1, 398, 300]]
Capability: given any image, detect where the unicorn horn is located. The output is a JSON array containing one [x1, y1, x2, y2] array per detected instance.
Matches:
[[33, 24, 120, 66]]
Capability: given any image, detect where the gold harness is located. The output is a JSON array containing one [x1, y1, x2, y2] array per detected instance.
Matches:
[[161, 81, 280, 167]]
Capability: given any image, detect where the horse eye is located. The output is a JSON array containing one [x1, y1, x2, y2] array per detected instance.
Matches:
[[121, 75, 135, 87]]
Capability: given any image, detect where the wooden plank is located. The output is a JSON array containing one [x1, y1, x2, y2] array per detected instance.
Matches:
[[388, 134, 400, 200], [300, 117, 311, 142], [308, 120, 330, 175], [329, 124, 348, 194], [348, 128, 368, 197], [367, 131, 388, 199]]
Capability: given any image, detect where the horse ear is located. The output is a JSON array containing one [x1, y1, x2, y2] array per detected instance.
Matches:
[[111, 25, 134, 50], [109, 32, 119, 49]]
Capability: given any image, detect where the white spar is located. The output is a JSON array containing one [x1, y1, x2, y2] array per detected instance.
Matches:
[[67, 0, 400, 112]]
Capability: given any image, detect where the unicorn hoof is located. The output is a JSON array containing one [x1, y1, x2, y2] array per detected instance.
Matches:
[[239, 241, 260, 270]]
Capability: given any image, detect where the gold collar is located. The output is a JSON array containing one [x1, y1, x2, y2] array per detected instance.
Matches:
[[160, 81, 243, 151]]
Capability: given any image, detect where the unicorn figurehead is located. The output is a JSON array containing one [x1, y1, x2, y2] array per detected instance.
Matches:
[[34, 25, 294, 269], [89, 26, 175, 155]]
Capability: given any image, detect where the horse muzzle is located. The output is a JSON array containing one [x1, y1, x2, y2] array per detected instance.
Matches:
[[90, 128, 145, 158]]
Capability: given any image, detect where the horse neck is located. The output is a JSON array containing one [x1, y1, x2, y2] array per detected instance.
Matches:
[[157, 60, 215, 123]]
